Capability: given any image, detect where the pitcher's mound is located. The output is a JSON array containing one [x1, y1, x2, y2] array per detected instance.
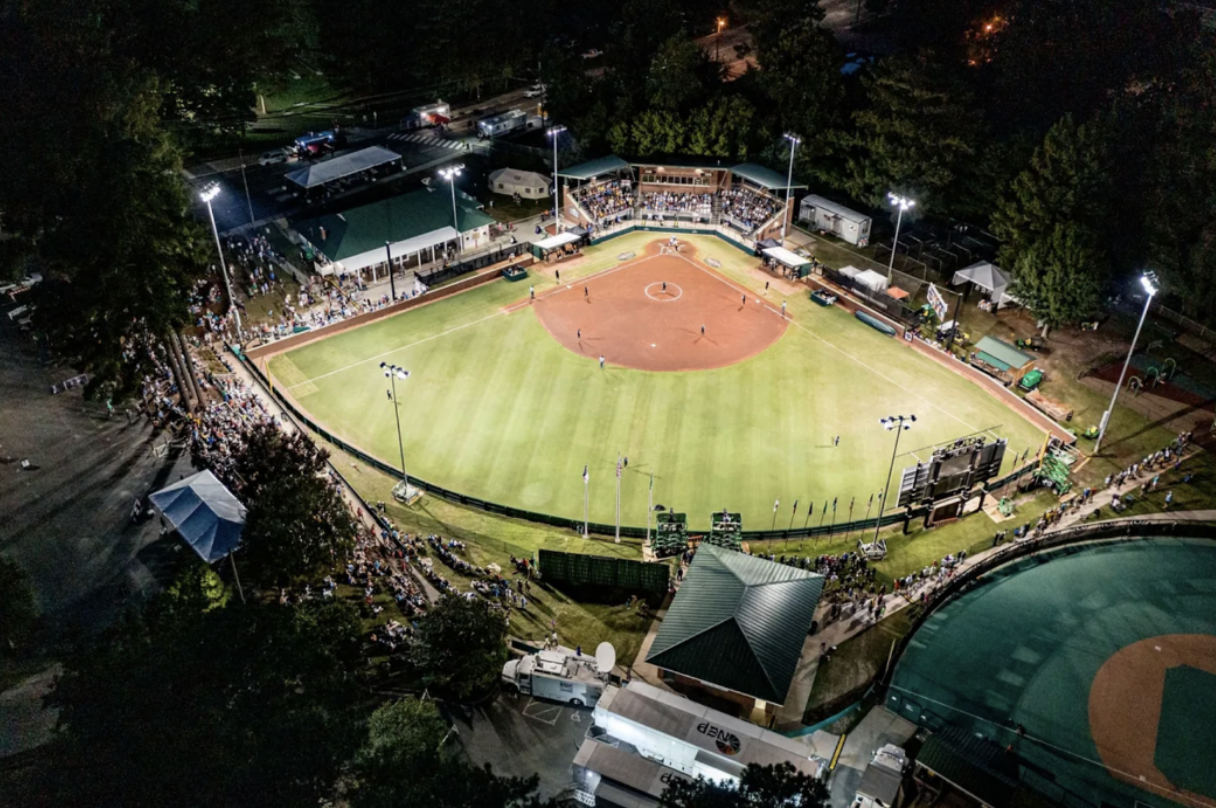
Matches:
[[535, 253, 788, 372]]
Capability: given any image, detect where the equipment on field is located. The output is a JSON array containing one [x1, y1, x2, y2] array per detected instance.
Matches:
[[857, 537, 887, 560], [652, 512, 689, 558], [1018, 369, 1044, 392]]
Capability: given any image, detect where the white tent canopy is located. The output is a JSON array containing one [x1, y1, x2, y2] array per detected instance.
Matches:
[[761, 246, 810, 270], [855, 269, 888, 293], [149, 470, 246, 564], [534, 232, 582, 251], [286, 146, 402, 189], [953, 261, 1011, 301]]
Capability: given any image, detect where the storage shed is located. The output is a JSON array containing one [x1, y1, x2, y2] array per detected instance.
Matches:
[[799, 195, 872, 246]]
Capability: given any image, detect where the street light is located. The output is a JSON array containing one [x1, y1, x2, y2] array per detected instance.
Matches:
[[438, 165, 464, 252], [200, 182, 242, 339], [1094, 273, 1158, 455], [547, 125, 567, 234], [874, 415, 916, 544], [885, 192, 915, 286], [781, 133, 800, 243], [716, 17, 727, 61], [380, 361, 419, 502]]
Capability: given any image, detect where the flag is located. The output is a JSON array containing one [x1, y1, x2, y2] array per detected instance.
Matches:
[[850, 496, 855, 509], [868, 493, 874, 507], [649, 473, 653, 491], [583, 465, 589, 484], [792, 499, 798, 514], [773, 498, 780, 512], [832, 496, 837, 511]]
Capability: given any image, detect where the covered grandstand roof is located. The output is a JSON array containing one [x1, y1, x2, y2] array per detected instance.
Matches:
[[558, 155, 631, 180], [973, 336, 1034, 372], [731, 162, 807, 190], [645, 545, 823, 704], [762, 246, 809, 269], [289, 188, 493, 271], [285, 146, 403, 189]]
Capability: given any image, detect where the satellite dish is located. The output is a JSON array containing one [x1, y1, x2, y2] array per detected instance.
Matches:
[[594, 642, 617, 674]]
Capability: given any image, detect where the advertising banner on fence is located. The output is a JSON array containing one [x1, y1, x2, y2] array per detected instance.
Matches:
[[927, 283, 949, 321]]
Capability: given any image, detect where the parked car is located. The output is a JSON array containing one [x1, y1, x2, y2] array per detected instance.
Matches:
[[258, 148, 293, 166], [523, 84, 545, 98], [581, 48, 603, 59]]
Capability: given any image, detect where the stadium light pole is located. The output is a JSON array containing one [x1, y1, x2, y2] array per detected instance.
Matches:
[[716, 17, 726, 61], [547, 125, 567, 234], [439, 164, 464, 253], [875, 415, 916, 544], [1094, 274, 1157, 455], [781, 133, 800, 243], [380, 362, 414, 499], [885, 192, 915, 286], [200, 182, 242, 339]]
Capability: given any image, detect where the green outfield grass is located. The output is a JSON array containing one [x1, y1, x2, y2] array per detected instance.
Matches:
[[270, 232, 1052, 530]]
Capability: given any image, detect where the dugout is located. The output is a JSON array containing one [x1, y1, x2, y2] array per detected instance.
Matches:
[[970, 336, 1034, 385], [761, 246, 811, 278], [531, 231, 583, 262]]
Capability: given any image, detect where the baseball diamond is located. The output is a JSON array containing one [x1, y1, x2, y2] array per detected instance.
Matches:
[[264, 231, 1057, 530], [888, 537, 1216, 808]]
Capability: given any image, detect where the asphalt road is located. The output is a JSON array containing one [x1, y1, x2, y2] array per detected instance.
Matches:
[[444, 689, 592, 799], [0, 322, 193, 635]]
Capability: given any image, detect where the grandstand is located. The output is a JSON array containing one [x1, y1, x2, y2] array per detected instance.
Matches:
[[558, 156, 806, 242]]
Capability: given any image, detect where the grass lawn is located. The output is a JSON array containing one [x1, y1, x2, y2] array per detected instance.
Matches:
[[804, 608, 914, 724], [484, 196, 547, 222], [269, 231, 1049, 531]]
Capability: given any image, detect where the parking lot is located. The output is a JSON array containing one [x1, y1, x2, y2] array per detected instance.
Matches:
[[443, 690, 592, 799]]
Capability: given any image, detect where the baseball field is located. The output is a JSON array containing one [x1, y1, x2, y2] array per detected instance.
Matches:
[[888, 537, 1216, 808], [266, 231, 1056, 530]]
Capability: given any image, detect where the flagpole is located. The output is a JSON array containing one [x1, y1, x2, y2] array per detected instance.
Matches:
[[799, 502, 812, 554], [647, 474, 653, 546], [817, 501, 827, 544], [847, 500, 855, 540], [615, 454, 621, 545], [583, 466, 589, 538], [785, 501, 796, 552], [828, 499, 837, 538]]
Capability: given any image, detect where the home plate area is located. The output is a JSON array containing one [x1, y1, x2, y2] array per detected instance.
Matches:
[[534, 252, 787, 372]]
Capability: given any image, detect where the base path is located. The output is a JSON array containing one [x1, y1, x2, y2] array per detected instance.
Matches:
[[533, 247, 788, 372]]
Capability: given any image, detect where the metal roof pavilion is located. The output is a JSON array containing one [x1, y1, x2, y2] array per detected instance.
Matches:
[[645, 545, 823, 704], [285, 146, 402, 189]]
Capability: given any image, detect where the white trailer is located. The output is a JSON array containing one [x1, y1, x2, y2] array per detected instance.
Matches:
[[477, 108, 528, 138], [800, 195, 872, 246], [402, 100, 451, 130], [501, 643, 613, 707]]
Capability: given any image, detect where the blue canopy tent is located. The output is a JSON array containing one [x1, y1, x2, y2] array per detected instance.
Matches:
[[149, 470, 248, 599]]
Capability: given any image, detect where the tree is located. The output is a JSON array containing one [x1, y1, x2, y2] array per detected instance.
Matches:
[[756, 20, 843, 154], [0, 556, 38, 652], [1009, 222, 1104, 336], [353, 697, 552, 808], [226, 423, 357, 587], [660, 762, 830, 808], [839, 51, 981, 214], [409, 595, 508, 700], [647, 34, 719, 113], [991, 114, 1111, 268], [45, 594, 364, 808], [1145, 50, 1216, 324]]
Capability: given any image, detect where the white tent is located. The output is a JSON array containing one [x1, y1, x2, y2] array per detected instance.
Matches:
[[953, 261, 1011, 302], [149, 470, 246, 563], [533, 232, 582, 251], [855, 269, 888, 293], [286, 146, 402, 189], [488, 168, 551, 200], [837, 265, 863, 280]]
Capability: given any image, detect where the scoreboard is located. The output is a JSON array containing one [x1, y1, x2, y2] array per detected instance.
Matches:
[[707, 511, 743, 549], [897, 436, 1007, 507]]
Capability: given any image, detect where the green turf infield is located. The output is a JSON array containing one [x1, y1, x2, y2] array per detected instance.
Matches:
[[270, 232, 1051, 530]]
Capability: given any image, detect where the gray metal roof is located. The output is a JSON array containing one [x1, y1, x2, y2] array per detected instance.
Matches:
[[645, 546, 823, 704], [800, 194, 870, 223], [558, 155, 632, 180], [731, 162, 807, 191]]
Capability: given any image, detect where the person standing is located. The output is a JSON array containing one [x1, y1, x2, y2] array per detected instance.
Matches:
[[781, 300, 787, 318], [555, 269, 561, 284], [599, 355, 605, 369], [584, 286, 589, 299], [741, 294, 747, 306], [700, 324, 705, 336], [529, 285, 535, 302], [577, 328, 582, 340], [1165, 490, 1174, 509], [662, 281, 667, 292]]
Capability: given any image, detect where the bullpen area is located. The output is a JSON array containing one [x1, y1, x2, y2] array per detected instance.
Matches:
[[264, 231, 1055, 530], [889, 537, 1216, 808]]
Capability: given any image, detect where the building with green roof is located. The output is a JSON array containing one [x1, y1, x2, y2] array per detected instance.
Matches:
[[289, 188, 496, 278], [645, 545, 823, 709]]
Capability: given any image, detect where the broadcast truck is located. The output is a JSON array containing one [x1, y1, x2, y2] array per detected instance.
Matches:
[[501, 643, 615, 707]]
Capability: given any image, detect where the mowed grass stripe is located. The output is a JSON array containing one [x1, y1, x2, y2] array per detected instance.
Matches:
[[276, 237, 1050, 528]]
